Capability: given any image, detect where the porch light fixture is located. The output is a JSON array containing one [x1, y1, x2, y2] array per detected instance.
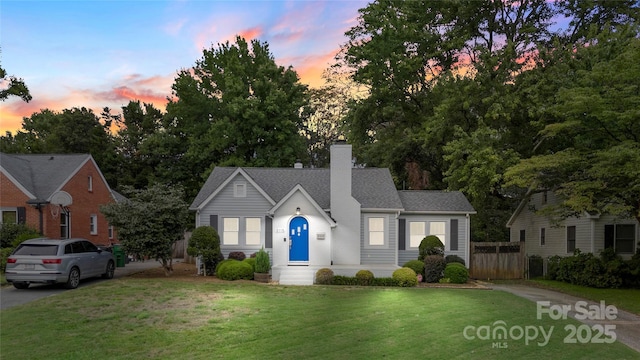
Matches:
[[296, 207, 301, 215]]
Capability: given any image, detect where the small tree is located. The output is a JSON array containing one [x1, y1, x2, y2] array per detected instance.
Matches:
[[255, 248, 271, 273], [419, 235, 444, 260], [101, 184, 189, 276], [187, 226, 221, 276]]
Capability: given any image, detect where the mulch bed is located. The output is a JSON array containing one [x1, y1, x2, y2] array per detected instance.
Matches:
[[127, 260, 489, 289]]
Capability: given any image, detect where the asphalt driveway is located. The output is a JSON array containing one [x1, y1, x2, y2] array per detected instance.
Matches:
[[0, 259, 161, 310]]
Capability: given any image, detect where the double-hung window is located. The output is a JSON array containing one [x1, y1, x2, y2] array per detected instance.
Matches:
[[90, 214, 98, 235], [223, 218, 239, 245], [368, 217, 385, 246], [245, 218, 261, 245], [409, 222, 426, 248]]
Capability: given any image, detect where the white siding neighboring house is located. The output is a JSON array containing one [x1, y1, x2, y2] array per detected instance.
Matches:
[[507, 191, 639, 266], [190, 143, 476, 284]]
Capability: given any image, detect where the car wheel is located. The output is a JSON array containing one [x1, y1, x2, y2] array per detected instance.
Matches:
[[102, 260, 115, 279], [65, 267, 80, 289], [13, 282, 30, 289]]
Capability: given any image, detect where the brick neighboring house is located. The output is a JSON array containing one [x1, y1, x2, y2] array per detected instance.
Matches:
[[0, 153, 120, 246]]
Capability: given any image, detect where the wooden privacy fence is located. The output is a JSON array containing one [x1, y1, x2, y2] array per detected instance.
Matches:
[[172, 232, 196, 263], [469, 241, 524, 280]]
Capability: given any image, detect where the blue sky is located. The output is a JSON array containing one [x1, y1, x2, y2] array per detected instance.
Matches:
[[1, 0, 369, 132]]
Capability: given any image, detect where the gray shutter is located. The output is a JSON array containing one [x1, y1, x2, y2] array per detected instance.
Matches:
[[450, 219, 458, 251], [604, 225, 614, 249], [265, 216, 273, 248], [210, 215, 218, 231], [17, 207, 26, 224], [398, 218, 406, 250]]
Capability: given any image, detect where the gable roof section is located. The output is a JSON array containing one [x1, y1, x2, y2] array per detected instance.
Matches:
[[398, 190, 476, 214], [190, 167, 404, 211], [269, 184, 336, 227], [0, 153, 94, 201]]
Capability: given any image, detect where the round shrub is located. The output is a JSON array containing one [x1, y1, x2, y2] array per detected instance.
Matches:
[[355, 269, 374, 286], [243, 257, 256, 272], [216, 260, 254, 281], [187, 226, 222, 275], [403, 260, 425, 279], [424, 255, 446, 283], [228, 251, 246, 261], [419, 235, 444, 260], [392, 267, 418, 287], [444, 263, 469, 284], [315, 268, 334, 285], [445, 254, 466, 266]]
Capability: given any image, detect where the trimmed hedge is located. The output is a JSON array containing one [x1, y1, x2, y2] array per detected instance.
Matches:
[[419, 235, 444, 260], [355, 269, 374, 286], [403, 260, 425, 278], [444, 263, 469, 284], [315, 268, 334, 285], [547, 249, 640, 289], [228, 251, 246, 261], [243, 258, 256, 272], [445, 255, 466, 266], [392, 267, 418, 287], [216, 260, 253, 280], [424, 255, 446, 283]]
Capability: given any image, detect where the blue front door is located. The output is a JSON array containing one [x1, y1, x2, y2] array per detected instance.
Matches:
[[289, 216, 309, 262]]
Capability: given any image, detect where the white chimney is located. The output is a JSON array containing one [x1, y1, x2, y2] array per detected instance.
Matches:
[[294, 160, 303, 169], [330, 141, 361, 265], [330, 142, 353, 201]]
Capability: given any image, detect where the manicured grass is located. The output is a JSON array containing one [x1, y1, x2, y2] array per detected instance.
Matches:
[[530, 279, 640, 315], [1, 279, 638, 359]]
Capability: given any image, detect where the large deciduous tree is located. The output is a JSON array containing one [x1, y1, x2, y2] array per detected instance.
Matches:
[[101, 184, 189, 275], [505, 27, 640, 225], [339, 0, 554, 240], [159, 36, 309, 199], [114, 100, 164, 189]]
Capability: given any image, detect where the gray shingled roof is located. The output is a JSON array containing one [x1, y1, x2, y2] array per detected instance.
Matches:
[[0, 153, 91, 200], [397, 190, 476, 213], [190, 167, 405, 210]]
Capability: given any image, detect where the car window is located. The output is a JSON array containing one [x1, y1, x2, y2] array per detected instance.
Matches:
[[71, 241, 85, 253], [65, 244, 73, 254], [82, 241, 99, 252], [13, 244, 59, 256]]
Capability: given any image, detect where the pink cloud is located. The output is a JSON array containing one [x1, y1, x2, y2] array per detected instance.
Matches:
[[0, 73, 175, 134], [238, 26, 263, 42]]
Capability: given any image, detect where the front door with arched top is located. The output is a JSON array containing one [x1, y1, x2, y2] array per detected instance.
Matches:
[[289, 216, 309, 262]]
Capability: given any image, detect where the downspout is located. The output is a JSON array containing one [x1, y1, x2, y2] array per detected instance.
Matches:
[[466, 213, 471, 266], [26, 199, 49, 235]]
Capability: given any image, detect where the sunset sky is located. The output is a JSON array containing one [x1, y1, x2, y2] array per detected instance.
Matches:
[[0, 0, 370, 134]]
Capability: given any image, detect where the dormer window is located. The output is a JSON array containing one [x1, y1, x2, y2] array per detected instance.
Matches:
[[234, 182, 246, 198], [88, 175, 93, 192]]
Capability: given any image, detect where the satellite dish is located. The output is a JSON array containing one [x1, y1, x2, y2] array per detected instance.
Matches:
[[50, 191, 72, 206]]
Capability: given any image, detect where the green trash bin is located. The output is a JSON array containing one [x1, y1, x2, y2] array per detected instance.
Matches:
[[112, 244, 125, 267]]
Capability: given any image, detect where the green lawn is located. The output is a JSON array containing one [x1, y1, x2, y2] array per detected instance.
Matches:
[[530, 279, 640, 315], [1, 279, 637, 359]]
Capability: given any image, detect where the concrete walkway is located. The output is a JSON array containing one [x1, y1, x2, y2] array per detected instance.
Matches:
[[489, 284, 640, 353]]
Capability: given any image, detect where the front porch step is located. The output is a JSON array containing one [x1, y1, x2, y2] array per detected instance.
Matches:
[[276, 267, 316, 285]]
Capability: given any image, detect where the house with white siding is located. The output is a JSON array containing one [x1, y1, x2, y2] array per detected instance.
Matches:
[[189, 143, 475, 284], [507, 191, 639, 266]]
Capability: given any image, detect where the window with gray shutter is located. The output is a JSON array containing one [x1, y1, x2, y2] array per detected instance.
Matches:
[[450, 219, 458, 251], [265, 216, 273, 248], [398, 219, 406, 250], [17, 207, 26, 224], [210, 215, 218, 231]]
